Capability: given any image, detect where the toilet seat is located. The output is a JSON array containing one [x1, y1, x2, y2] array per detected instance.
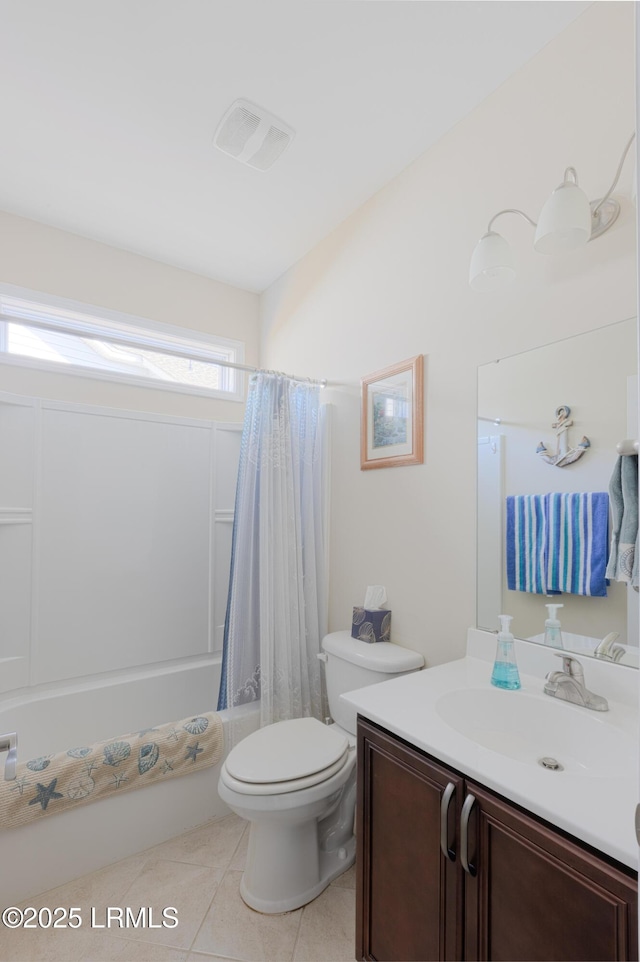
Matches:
[[221, 750, 351, 795], [222, 716, 350, 796]]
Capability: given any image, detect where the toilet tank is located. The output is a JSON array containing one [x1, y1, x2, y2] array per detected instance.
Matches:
[[321, 630, 424, 734]]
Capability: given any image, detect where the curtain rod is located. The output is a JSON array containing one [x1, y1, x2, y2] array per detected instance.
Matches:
[[0, 311, 328, 388], [212, 357, 328, 387]]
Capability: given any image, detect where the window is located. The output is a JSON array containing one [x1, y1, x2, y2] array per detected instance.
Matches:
[[0, 285, 245, 401]]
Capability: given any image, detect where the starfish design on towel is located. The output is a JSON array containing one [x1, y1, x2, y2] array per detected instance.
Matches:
[[161, 761, 174, 774], [112, 773, 128, 788], [166, 728, 181, 742], [29, 778, 64, 811], [185, 742, 203, 763], [136, 727, 158, 738], [9, 776, 28, 796]]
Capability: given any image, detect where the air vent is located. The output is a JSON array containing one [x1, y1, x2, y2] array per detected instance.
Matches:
[[213, 99, 295, 171]]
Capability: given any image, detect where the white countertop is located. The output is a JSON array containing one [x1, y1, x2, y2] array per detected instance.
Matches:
[[528, 632, 640, 668], [341, 629, 639, 870]]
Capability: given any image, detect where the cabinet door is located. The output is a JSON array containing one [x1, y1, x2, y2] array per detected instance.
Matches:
[[356, 718, 464, 962], [463, 782, 638, 962]]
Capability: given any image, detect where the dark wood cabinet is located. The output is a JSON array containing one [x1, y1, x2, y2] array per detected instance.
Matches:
[[356, 715, 464, 961], [356, 717, 638, 962]]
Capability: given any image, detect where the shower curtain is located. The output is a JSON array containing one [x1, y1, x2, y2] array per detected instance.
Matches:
[[217, 373, 328, 727]]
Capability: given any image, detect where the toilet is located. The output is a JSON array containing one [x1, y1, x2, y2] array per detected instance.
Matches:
[[218, 629, 424, 913]]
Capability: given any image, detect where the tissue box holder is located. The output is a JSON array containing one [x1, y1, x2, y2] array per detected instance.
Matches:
[[351, 608, 391, 643]]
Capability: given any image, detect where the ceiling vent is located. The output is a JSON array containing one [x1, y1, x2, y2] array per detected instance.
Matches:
[[213, 99, 295, 171]]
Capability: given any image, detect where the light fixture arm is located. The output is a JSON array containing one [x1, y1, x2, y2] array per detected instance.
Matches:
[[470, 133, 637, 292], [592, 132, 636, 216], [486, 208, 537, 233]]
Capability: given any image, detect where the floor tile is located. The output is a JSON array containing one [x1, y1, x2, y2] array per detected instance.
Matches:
[[20, 854, 150, 913], [143, 816, 247, 872], [0, 915, 94, 962], [0, 856, 151, 962], [293, 886, 356, 962], [188, 954, 244, 962], [192, 870, 302, 961], [112, 859, 222, 950], [79, 932, 189, 960], [228, 824, 249, 872], [330, 863, 356, 890], [2, 818, 356, 961]]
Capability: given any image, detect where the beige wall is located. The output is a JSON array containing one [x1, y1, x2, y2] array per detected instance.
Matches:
[[261, 2, 638, 665], [0, 210, 260, 421]]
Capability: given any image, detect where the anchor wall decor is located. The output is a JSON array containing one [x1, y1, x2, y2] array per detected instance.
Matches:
[[536, 405, 590, 468]]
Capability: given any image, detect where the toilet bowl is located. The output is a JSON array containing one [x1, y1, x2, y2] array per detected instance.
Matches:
[[218, 716, 357, 913], [218, 630, 424, 913]]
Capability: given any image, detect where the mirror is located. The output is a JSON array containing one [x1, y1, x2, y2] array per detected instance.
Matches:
[[477, 317, 638, 667]]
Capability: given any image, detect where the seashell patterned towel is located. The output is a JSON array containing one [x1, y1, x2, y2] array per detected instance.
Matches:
[[0, 712, 223, 830]]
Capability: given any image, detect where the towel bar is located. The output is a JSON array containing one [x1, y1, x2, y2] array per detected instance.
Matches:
[[0, 732, 17, 781], [616, 439, 639, 456]]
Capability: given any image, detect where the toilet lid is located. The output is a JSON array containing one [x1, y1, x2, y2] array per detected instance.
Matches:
[[225, 717, 349, 785], [220, 750, 353, 796]]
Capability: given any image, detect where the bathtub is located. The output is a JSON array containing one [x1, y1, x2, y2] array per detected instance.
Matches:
[[0, 655, 259, 906]]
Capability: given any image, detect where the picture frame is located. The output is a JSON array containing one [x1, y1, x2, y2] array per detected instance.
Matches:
[[360, 355, 424, 470]]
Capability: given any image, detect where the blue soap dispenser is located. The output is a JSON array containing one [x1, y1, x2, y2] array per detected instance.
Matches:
[[491, 615, 521, 690]]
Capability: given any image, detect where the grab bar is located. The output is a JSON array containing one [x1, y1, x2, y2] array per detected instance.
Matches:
[[0, 732, 17, 780]]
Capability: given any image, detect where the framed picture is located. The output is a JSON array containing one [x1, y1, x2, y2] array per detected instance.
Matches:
[[361, 355, 424, 470]]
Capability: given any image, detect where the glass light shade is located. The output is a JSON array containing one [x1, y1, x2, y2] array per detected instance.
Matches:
[[533, 182, 591, 254], [469, 231, 515, 292]]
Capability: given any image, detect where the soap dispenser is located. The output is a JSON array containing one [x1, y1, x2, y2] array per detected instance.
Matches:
[[543, 604, 564, 649], [491, 615, 521, 690]]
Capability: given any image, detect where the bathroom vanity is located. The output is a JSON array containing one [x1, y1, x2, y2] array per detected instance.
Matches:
[[356, 717, 636, 961], [343, 630, 639, 962]]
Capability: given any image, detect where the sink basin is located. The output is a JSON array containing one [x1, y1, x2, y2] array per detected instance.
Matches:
[[435, 688, 635, 777]]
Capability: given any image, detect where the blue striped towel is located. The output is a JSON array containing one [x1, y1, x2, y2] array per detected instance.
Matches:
[[506, 495, 548, 594], [546, 492, 609, 596], [506, 492, 609, 597]]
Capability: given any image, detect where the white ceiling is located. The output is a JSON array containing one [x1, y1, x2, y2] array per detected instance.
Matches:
[[0, 1, 590, 293]]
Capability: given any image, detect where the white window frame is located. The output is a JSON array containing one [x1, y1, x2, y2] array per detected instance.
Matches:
[[0, 283, 245, 402]]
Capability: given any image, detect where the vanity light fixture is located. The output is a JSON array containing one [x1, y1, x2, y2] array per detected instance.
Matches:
[[469, 133, 636, 292]]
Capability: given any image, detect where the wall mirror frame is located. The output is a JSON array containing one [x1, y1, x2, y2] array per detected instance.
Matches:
[[477, 316, 638, 668]]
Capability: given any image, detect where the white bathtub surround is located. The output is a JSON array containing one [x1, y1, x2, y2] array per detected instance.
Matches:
[[0, 393, 243, 698], [342, 627, 638, 869], [0, 658, 260, 906], [219, 374, 329, 727], [0, 711, 223, 830]]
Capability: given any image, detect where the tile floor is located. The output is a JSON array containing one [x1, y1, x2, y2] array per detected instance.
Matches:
[[0, 814, 356, 962]]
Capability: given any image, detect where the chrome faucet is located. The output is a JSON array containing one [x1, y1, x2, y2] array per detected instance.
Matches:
[[0, 731, 17, 780], [594, 632, 625, 663], [544, 655, 609, 712]]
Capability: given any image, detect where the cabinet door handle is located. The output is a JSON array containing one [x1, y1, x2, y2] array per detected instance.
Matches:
[[440, 781, 456, 861], [460, 793, 477, 876]]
